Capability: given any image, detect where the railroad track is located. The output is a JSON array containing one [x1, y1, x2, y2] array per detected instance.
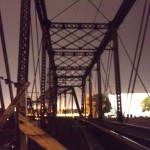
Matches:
[[2, 117, 149, 150], [89, 118, 150, 148], [72, 119, 104, 150], [77, 118, 150, 150]]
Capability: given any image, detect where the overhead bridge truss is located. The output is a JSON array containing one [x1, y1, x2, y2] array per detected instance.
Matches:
[[49, 22, 109, 89], [48, 22, 108, 30], [0, 0, 137, 149], [15, 0, 136, 125]]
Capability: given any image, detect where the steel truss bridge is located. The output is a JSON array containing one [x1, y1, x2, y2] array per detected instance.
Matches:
[[0, 0, 150, 149]]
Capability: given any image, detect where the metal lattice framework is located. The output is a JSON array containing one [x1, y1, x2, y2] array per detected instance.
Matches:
[[0, 0, 139, 149], [49, 22, 109, 88], [33, 0, 136, 121]]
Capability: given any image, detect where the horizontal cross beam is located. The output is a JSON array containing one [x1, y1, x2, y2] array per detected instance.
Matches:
[[57, 75, 83, 78], [54, 51, 94, 56], [54, 48, 112, 51], [55, 66, 88, 70], [47, 21, 108, 29], [58, 85, 82, 88]]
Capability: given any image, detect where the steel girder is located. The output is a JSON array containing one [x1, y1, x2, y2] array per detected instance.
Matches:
[[57, 75, 83, 78], [97, 58, 103, 119], [48, 0, 135, 90], [34, 0, 48, 27], [17, 0, 31, 115], [17, 0, 31, 121], [48, 22, 108, 30], [51, 25, 107, 89], [35, 0, 136, 120], [16, 0, 31, 149], [89, 71, 92, 118], [40, 34, 47, 128], [54, 51, 94, 56], [83, 0, 135, 121], [81, 78, 86, 113], [71, 87, 82, 116], [0, 13, 5, 111], [84, 0, 136, 78], [17, 0, 31, 82], [35, 0, 57, 116], [113, 31, 123, 122], [58, 85, 82, 88], [0, 81, 5, 111], [55, 66, 89, 70], [49, 19, 109, 89]]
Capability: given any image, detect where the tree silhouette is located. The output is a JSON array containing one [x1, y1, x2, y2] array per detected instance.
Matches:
[[141, 97, 150, 112], [85, 93, 112, 118]]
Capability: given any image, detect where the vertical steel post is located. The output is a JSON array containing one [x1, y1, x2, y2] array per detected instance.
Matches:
[[0, 80, 5, 111], [81, 78, 86, 114], [113, 31, 123, 122], [17, 0, 31, 114], [64, 90, 66, 115], [89, 71, 92, 118], [47, 70, 52, 114], [59, 94, 61, 113], [47, 60, 54, 115], [17, 0, 31, 149], [52, 76, 57, 116], [40, 32, 47, 129], [72, 87, 81, 116], [85, 85, 87, 118], [72, 92, 73, 115], [97, 57, 103, 119]]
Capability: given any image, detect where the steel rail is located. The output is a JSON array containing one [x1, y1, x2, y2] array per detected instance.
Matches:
[[79, 118, 149, 150]]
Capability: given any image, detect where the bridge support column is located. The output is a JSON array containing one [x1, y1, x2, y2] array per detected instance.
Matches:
[[48, 62, 57, 117], [0, 81, 5, 112], [72, 92, 73, 115], [59, 94, 62, 113], [52, 76, 58, 117], [81, 78, 86, 114], [47, 71, 53, 116], [97, 57, 103, 119], [113, 31, 123, 122], [40, 31, 47, 129], [72, 87, 82, 116], [17, 0, 31, 149], [47, 58, 54, 116], [89, 71, 93, 118]]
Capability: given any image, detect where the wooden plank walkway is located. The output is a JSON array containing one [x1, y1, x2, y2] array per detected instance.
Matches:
[[0, 82, 29, 129], [19, 114, 68, 150]]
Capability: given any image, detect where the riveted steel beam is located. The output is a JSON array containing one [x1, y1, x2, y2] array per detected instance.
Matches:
[[0, 81, 5, 111], [71, 87, 81, 116], [47, 22, 108, 29], [58, 85, 82, 88], [84, 0, 136, 77], [54, 48, 112, 51], [113, 31, 123, 122], [57, 75, 83, 78], [97, 57, 103, 119], [55, 66, 89, 70], [17, 0, 31, 82], [16, 0, 31, 149], [54, 51, 94, 56], [35, 0, 58, 117]]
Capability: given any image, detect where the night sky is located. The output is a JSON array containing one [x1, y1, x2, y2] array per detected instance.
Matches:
[[0, 0, 150, 107]]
